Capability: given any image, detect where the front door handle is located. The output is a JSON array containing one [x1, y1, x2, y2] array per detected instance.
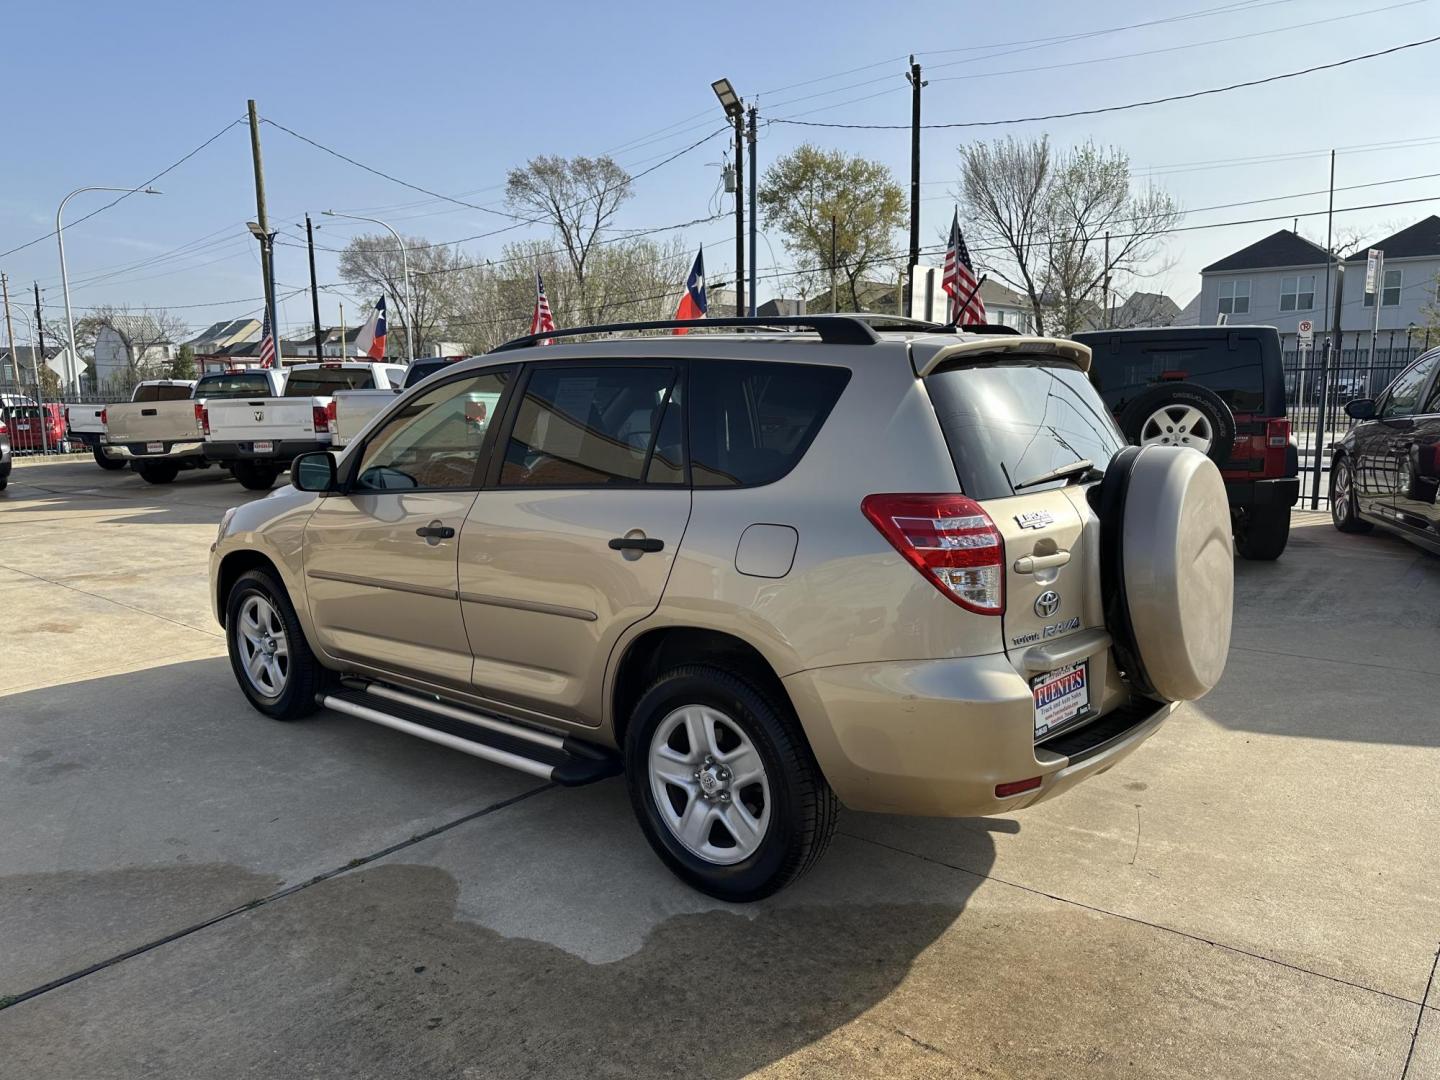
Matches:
[[415, 521, 456, 542], [608, 536, 664, 553]]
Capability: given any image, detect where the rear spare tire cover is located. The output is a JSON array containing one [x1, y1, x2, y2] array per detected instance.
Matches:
[[1119, 445, 1233, 701]]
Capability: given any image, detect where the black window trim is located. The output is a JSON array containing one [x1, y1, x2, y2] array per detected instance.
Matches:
[[484, 357, 688, 492], [341, 363, 518, 495]]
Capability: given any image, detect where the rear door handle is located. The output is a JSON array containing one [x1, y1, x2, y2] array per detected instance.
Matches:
[[415, 522, 456, 541], [608, 536, 664, 553], [1014, 550, 1071, 573]]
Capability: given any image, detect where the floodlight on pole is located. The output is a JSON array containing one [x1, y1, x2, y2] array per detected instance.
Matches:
[[711, 78, 742, 117], [323, 210, 415, 361], [56, 185, 163, 394]]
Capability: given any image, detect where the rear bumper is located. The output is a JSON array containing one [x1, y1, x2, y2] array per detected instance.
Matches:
[[205, 439, 328, 464], [783, 654, 1176, 817], [1224, 476, 1300, 508], [70, 431, 103, 448], [101, 440, 204, 461]]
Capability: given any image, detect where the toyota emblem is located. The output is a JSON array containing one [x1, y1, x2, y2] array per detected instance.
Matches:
[[1034, 590, 1061, 618]]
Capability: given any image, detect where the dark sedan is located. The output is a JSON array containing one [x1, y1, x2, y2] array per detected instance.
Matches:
[[1330, 347, 1440, 554]]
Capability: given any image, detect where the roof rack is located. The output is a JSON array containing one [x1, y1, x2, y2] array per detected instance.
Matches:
[[841, 313, 1024, 337], [492, 315, 882, 352]]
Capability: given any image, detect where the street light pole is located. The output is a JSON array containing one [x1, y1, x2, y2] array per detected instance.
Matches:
[[323, 210, 414, 360], [712, 78, 746, 318], [56, 185, 162, 394]]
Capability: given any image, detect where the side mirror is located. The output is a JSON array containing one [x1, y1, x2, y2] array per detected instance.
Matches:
[[292, 451, 338, 493], [1345, 398, 1376, 421]]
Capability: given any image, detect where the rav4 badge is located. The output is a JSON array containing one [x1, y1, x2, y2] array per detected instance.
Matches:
[[1015, 510, 1054, 529]]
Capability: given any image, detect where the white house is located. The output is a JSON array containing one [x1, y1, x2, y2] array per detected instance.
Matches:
[[94, 316, 177, 386]]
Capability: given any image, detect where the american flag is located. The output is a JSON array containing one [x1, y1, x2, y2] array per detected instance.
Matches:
[[258, 311, 276, 369], [530, 273, 556, 344], [942, 210, 987, 326]]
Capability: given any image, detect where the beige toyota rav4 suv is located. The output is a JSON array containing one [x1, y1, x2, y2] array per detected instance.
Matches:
[[211, 316, 1233, 900]]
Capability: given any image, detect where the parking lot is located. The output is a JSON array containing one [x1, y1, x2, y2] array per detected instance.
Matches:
[[1, 456, 1437, 1079]]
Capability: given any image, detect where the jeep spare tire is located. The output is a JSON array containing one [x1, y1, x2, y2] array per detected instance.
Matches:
[[1118, 382, 1235, 467], [1097, 445, 1233, 702]]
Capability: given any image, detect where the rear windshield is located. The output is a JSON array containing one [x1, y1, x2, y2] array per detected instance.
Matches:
[[133, 383, 193, 402], [196, 372, 276, 398], [404, 359, 454, 388], [284, 368, 376, 396], [925, 358, 1125, 500], [1084, 336, 1267, 415]]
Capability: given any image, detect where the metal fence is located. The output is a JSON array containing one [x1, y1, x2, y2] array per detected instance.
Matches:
[[1, 383, 110, 458], [1279, 328, 1434, 510]]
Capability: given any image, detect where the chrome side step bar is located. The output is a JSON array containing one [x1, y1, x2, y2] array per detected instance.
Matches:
[[316, 681, 620, 786]]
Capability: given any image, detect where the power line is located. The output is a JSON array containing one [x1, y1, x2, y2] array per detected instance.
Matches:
[[0, 119, 244, 260], [770, 34, 1440, 129]]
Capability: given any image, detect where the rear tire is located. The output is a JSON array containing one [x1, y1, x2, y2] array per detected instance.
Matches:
[[1330, 456, 1372, 534], [624, 664, 838, 902], [225, 568, 325, 721], [136, 461, 179, 484], [93, 445, 127, 471], [233, 460, 280, 491], [1234, 506, 1291, 561]]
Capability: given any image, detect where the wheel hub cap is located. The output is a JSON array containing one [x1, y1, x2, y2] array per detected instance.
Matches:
[[236, 593, 289, 698]]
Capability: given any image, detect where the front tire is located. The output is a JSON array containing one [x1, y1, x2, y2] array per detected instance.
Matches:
[[1330, 456, 1372, 534], [225, 568, 325, 721], [233, 460, 280, 491], [93, 445, 127, 471], [624, 665, 838, 902], [1234, 505, 1291, 561], [136, 461, 179, 484]]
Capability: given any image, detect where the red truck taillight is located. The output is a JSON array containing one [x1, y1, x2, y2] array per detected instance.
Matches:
[[99, 408, 107, 425], [195, 402, 207, 434], [312, 400, 336, 433], [861, 493, 1006, 615], [1266, 418, 1291, 448]]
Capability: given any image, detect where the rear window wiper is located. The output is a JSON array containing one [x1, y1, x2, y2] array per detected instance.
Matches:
[[1013, 458, 1103, 491]]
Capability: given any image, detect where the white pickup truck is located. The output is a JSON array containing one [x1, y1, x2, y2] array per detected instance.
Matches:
[[204, 361, 406, 490], [66, 401, 124, 470], [330, 356, 464, 448], [101, 380, 204, 483]]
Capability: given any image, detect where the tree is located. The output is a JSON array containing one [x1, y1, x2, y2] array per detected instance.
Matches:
[[88, 306, 188, 397], [337, 234, 467, 357], [956, 137, 1181, 335], [505, 155, 632, 323], [759, 145, 906, 309], [170, 343, 196, 380]]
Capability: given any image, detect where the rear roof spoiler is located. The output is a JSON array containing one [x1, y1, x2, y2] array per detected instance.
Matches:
[[914, 335, 1093, 377]]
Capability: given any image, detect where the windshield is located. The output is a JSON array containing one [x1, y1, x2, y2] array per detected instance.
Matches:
[[284, 368, 376, 396], [1084, 335, 1268, 415], [196, 372, 277, 398], [925, 358, 1125, 501]]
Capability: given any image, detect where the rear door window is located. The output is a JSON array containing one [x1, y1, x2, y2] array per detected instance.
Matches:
[[1089, 339, 1266, 415], [133, 383, 194, 403], [284, 368, 377, 395], [196, 372, 274, 398], [688, 361, 850, 487], [500, 365, 679, 487], [925, 359, 1125, 500]]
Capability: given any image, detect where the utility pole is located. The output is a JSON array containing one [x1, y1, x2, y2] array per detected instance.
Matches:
[[734, 109, 745, 317], [1102, 231, 1111, 328], [32, 283, 51, 452], [746, 104, 758, 317], [905, 56, 925, 315], [339, 302, 346, 358], [1311, 148, 1337, 511], [247, 99, 279, 364], [306, 214, 324, 359], [830, 215, 838, 313], [1, 274, 19, 389]]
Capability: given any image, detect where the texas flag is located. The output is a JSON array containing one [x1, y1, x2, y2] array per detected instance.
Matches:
[[672, 247, 707, 334], [352, 296, 388, 360]]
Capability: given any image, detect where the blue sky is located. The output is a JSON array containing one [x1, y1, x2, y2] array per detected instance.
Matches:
[[3, 0, 1438, 337]]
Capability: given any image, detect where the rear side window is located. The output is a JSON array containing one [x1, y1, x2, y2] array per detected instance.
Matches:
[[925, 359, 1125, 500], [689, 361, 850, 488], [133, 383, 193, 402], [1088, 338, 1265, 414], [501, 365, 678, 487], [284, 368, 376, 395], [196, 373, 274, 398]]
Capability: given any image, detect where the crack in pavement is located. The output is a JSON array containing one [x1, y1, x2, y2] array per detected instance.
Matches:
[[0, 782, 555, 1012], [0, 561, 223, 640], [1401, 945, 1440, 1079], [843, 830, 1431, 1010]]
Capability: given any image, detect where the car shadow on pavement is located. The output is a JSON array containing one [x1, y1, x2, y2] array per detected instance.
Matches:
[[0, 469, 269, 528], [1, 657, 1002, 1079]]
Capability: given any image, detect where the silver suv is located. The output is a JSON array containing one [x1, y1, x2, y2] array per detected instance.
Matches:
[[210, 316, 1234, 900]]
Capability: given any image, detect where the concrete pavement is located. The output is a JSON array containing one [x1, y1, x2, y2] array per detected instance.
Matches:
[[1, 460, 1437, 1078]]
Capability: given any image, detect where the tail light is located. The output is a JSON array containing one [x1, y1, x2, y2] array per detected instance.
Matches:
[[99, 408, 107, 426], [0, 420, 7, 436], [1266, 418, 1292, 448], [861, 493, 1006, 615], [199, 405, 210, 436], [194, 402, 206, 433], [313, 400, 336, 432]]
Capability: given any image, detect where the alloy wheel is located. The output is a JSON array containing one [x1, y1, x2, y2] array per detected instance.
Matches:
[[236, 593, 290, 698], [648, 704, 772, 866], [1332, 460, 1352, 525], [1138, 405, 1214, 456]]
